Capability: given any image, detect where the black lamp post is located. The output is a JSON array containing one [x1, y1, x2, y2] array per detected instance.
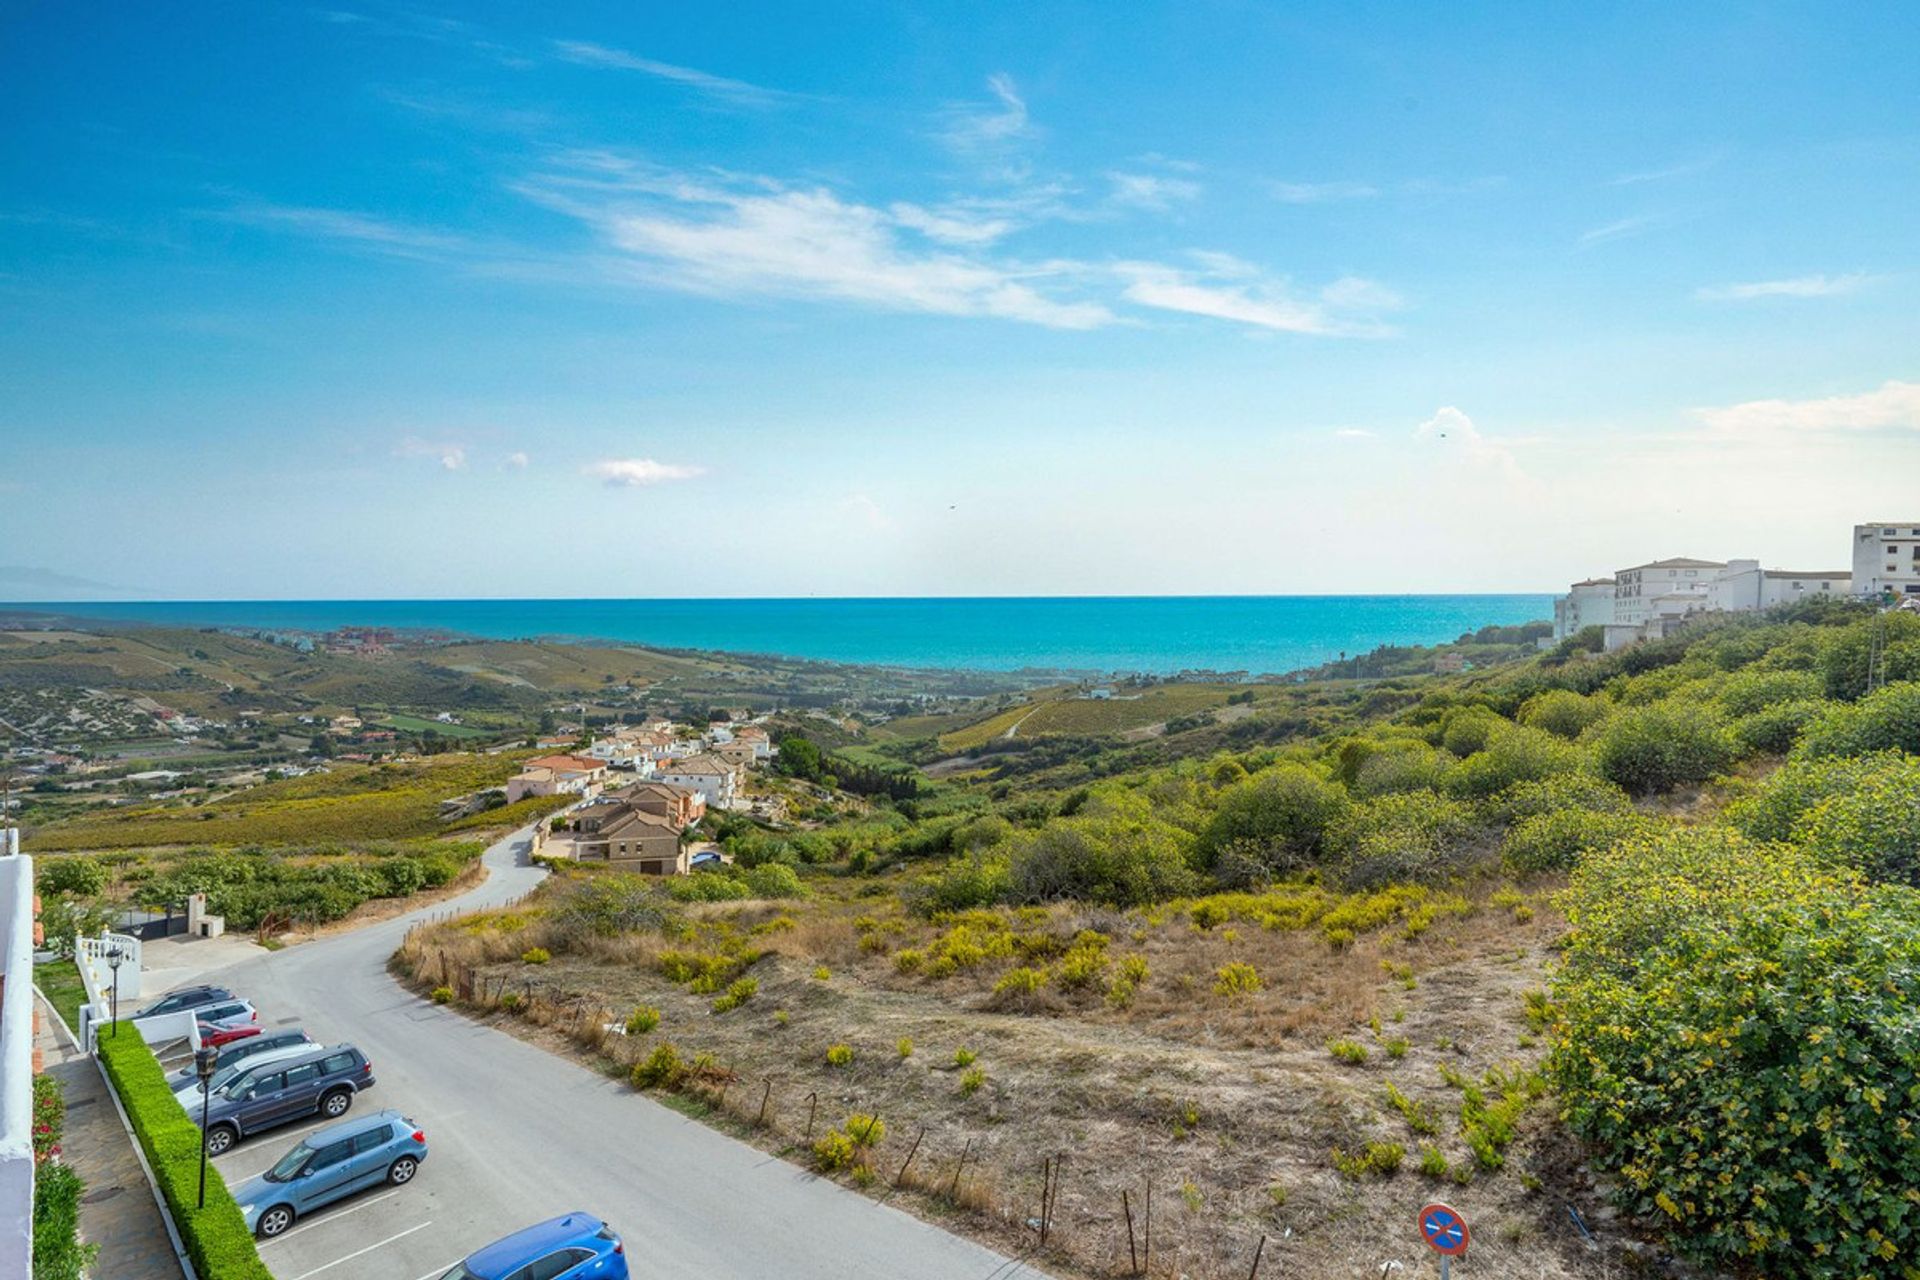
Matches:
[[105, 946, 124, 1039], [195, 1044, 218, 1208]]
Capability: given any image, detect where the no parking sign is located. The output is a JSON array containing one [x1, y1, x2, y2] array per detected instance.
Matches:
[[1418, 1202, 1469, 1275]]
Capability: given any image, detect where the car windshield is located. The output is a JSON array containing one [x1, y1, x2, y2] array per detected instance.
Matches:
[[263, 1144, 312, 1183], [436, 1267, 480, 1280]]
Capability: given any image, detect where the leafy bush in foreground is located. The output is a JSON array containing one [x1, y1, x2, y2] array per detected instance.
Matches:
[[1195, 765, 1349, 872], [1325, 791, 1475, 889], [1551, 828, 1920, 1278], [1796, 682, 1920, 759], [1722, 752, 1904, 844], [1789, 757, 1920, 886], [1500, 807, 1652, 874]]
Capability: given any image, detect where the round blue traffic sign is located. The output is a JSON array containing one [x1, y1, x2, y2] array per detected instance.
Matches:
[[1419, 1201, 1469, 1255]]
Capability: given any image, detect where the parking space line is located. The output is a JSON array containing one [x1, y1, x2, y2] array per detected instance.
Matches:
[[257, 1190, 404, 1245], [409, 1262, 460, 1280], [286, 1222, 432, 1280]]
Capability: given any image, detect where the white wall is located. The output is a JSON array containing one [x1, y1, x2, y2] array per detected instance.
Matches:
[[0, 856, 37, 1278]]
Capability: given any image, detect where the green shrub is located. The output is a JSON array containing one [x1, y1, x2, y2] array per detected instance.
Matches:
[[744, 863, 807, 899], [1500, 808, 1651, 874], [959, 1066, 987, 1095], [1325, 791, 1475, 889], [1592, 703, 1733, 795], [37, 856, 106, 897], [910, 851, 1010, 916], [1417, 1143, 1449, 1178], [1729, 700, 1822, 756], [631, 1042, 686, 1089], [1351, 743, 1457, 797], [1004, 794, 1199, 907], [1723, 751, 1904, 842], [896, 1036, 914, 1059], [519, 946, 550, 964], [1552, 827, 1920, 1277], [1789, 756, 1920, 885], [97, 1032, 273, 1279], [711, 977, 758, 1013], [812, 1128, 858, 1172], [1796, 682, 1920, 758], [1196, 764, 1350, 871], [1331, 1140, 1404, 1178], [1718, 668, 1824, 717], [1326, 1037, 1369, 1065], [825, 1043, 854, 1067], [1213, 961, 1262, 997], [32, 1162, 96, 1280], [1447, 724, 1583, 800], [624, 1005, 661, 1035], [1517, 689, 1608, 739], [1384, 1080, 1439, 1134], [430, 984, 453, 1004], [1440, 707, 1505, 757], [993, 966, 1046, 996], [1484, 773, 1631, 823]]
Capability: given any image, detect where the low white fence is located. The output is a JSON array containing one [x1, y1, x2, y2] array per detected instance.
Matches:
[[0, 856, 37, 1278]]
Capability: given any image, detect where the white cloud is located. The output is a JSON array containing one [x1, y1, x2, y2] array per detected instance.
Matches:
[[584, 458, 705, 487], [1695, 273, 1873, 301], [1114, 258, 1401, 337], [887, 202, 1015, 246], [551, 39, 789, 106], [1107, 172, 1201, 211], [504, 451, 530, 468], [395, 438, 467, 470], [526, 164, 1114, 329], [1414, 406, 1526, 482], [940, 73, 1033, 159], [1578, 215, 1657, 246], [1269, 180, 1379, 204], [1695, 380, 1920, 436]]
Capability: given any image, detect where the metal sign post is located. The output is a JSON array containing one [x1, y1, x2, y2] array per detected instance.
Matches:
[[1418, 1201, 1470, 1277]]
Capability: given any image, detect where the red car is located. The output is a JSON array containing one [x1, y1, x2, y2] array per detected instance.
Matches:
[[200, 1022, 262, 1048]]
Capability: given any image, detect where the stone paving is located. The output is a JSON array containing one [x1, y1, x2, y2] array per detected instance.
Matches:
[[35, 994, 186, 1280]]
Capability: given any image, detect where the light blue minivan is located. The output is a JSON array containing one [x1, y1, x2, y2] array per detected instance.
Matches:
[[231, 1108, 428, 1238]]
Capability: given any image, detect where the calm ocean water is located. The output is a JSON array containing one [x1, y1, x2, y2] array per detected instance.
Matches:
[[13, 596, 1554, 677]]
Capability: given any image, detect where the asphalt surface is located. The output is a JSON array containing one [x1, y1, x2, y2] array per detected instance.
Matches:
[[201, 827, 1039, 1280]]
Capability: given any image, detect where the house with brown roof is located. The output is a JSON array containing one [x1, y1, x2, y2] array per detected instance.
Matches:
[[505, 753, 608, 803], [566, 800, 687, 874]]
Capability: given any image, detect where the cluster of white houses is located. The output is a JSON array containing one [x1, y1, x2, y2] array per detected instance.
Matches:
[[1553, 522, 1920, 651], [506, 717, 777, 875]]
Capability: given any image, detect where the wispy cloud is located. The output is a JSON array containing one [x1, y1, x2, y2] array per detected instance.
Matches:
[[395, 438, 468, 470], [585, 458, 705, 487], [1696, 380, 1920, 436], [1107, 172, 1201, 212], [1269, 180, 1379, 204], [1606, 156, 1718, 187], [1578, 214, 1657, 246], [887, 201, 1016, 246], [1415, 406, 1526, 482], [521, 159, 1114, 329], [504, 451, 530, 469], [552, 39, 791, 107], [0, 565, 126, 593], [940, 73, 1035, 163], [1115, 255, 1402, 337], [224, 203, 467, 259], [1695, 273, 1874, 301]]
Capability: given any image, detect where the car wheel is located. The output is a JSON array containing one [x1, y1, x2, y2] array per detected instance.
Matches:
[[205, 1125, 238, 1156], [257, 1205, 295, 1238], [319, 1089, 352, 1118], [387, 1156, 418, 1185]]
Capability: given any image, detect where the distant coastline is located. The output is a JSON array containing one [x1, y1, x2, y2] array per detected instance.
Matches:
[[0, 595, 1554, 678]]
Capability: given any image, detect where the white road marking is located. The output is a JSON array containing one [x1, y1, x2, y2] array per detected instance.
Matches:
[[408, 1262, 461, 1280], [286, 1222, 432, 1280], [258, 1190, 404, 1245]]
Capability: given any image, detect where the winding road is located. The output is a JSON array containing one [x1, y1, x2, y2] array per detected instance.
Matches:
[[200, 828, 1036, 1280]]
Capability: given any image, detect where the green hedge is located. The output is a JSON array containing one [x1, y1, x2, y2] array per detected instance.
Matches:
[[96, 1030, 272, 1279]]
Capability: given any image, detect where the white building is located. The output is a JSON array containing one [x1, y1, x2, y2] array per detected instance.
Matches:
[[0, 852, 36, 1276], [1612, 558, 1725, 628], [655, 754, 741, 809], [1711, 560, 1851, 612], [1552, 578, 1617, 640], [1853, 522, 1920, 598]]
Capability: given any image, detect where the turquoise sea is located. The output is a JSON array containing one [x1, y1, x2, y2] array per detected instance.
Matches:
[[10, 596, 1554, 677]]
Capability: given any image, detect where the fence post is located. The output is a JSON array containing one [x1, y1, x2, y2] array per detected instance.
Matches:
[[1247, 1234, 1267, 1279], [893, 1128, 924, 1187], [804, 1092, 818, 1141], [1123, 1190, 1139, 1275], [756, 1078, 772, 1128], [948, 1138, 973, 1199]]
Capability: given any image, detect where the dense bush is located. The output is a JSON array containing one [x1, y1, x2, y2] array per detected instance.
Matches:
[[1788, 756, 1920, 886], [132, 842, 476, 930], [1350, 742, 1455, 797], [1324, 791, 1476, 889], [1591, 703, 1732, 795], [36, 857, 106, 897], [1716, 668, 1823, 717], [910, 851, 1011, 915], [1445, 724, 1583, 799], [1728, 700, 1821, 756], [1724, 752, 1907, 843], [1004, 796, 1198, 907], [33, 1163, 93, 1280], [1483, 773, 1632, 824], [97, 1031, 272, 1279], [1552, 829, 1920, 1278], [1439, 707, 1505, 757], [1516, 689, 1608, 740], [1500, 808, 1651, 873], [1796, 682, 1920, 759], [1195, 765, 1348, 872]]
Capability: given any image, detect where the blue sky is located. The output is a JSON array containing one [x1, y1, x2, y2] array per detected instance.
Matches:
[[1, 1, 1916, 599]]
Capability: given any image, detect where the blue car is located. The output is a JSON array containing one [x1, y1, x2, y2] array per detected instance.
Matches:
[[440, 1212, 629, 1280], [232, 1109, 427, 1238]]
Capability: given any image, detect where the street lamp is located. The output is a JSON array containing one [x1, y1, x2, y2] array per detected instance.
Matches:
[[194, 1044, 218, 1209], [105, 946, 124, 1039]]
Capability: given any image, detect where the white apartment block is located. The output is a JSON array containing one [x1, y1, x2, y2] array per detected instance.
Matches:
[[1711, 560, 1851, 611], [1551, 578, 1617, 640], [1853, 522, 1920, 598], [1611, 558, 1725, 628]]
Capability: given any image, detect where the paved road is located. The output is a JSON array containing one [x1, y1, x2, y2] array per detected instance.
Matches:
[[201, 828, 1038, 1280]]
